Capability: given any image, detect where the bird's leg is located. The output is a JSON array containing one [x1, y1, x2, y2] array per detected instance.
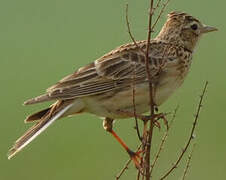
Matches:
[[103, 117, 143, 170]]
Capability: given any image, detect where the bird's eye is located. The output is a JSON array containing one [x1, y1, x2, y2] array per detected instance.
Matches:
[[191, 24, 198, 30]]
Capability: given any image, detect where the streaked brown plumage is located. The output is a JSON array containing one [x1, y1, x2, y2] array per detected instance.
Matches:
[[8, 12, 217, 159]]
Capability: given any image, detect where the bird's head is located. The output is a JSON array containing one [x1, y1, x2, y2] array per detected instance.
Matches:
[[156, 11, 218, 52]]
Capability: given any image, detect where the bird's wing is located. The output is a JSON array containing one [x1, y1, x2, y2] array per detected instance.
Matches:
[[24, 40, 177, 105]]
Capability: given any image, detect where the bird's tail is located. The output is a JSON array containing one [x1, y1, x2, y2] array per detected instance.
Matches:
[[8, 101, 73, 159]]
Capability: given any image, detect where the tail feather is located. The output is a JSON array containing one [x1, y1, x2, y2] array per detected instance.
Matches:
[[24, 94, 53, 105], [8, 103, 73, 159], [24, 107, 51, 123]]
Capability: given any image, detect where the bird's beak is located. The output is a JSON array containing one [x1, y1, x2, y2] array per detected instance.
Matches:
[[201, 25, 218, 33]]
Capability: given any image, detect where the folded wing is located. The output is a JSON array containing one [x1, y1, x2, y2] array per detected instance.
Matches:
[[24, 40, 176, 105]]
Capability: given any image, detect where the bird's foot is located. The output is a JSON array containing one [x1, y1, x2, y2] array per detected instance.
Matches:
[[140, 113, 169, 130], [154, 113, 169, 130], [116, 109, 169, 130], [127, 149, 144, 171]]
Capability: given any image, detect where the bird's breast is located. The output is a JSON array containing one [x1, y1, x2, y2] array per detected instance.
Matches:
[[83, 83, 151, 119], [154, 54, 192, 105]]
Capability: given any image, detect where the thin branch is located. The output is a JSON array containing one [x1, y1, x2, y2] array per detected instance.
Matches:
[[125, 4, 145, 54], [137, 170, 141, 180], [160, 81, 209, 180], [132, 64, 142, 141], [144, 0, 155, 179], [115, 144, 142, 180], [125, 3, 142, 142], [152, 0, 171, 30], [145, 1, 155, 116], [181, 143, 196, 180], [125, 1, 171, 179], [149, 106, 179, 176], [153, 0, 162, 11], [115, 159, 132, 180]]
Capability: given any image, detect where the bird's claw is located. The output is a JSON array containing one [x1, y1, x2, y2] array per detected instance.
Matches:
[[153, 113, 169, 130], [127, 149, 144, 172], [140, 113, 169, 130]]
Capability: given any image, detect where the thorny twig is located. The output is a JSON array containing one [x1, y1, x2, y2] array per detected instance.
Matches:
[[181, 143, 196, 180], [115, 159, 132, 180], [153, 0, 162, 11], [137, 170, 141, 180], [126, 4, 143, 141], [160, 81, 209, 180], [125, 4, 145, 54], [115, 144, 142, 180], [152, 0, 171, 30], [126, 4, 145, 141], [121, 1, 171, 179], [143, 0, 155, 179], [149, 106, 179, 177], [132, 64, 142, 141]]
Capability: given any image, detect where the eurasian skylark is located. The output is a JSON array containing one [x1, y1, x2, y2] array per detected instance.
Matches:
[[8, 12, 217, 162]]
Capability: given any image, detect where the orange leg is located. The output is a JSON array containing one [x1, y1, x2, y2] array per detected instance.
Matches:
[[103, 118, 142, 169]]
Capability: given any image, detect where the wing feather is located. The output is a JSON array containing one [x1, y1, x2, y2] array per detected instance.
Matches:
[[24, 40, 178, 104]]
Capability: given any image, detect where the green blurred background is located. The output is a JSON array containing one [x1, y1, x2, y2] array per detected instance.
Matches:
[[0, 0, 225, 179]]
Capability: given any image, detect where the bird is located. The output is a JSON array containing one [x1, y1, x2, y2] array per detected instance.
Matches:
[[8, 11, 217, 165]]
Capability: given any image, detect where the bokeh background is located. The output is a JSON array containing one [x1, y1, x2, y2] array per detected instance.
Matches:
[[0, 0, 225, 179]]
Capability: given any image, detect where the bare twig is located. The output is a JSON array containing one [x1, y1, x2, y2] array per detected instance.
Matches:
[[149, 106, 179, 177], [181, 143, 196, 180], [125, 4, 145, 54], [153, 0, 162, 11], [142, 173, 145, 180], [115, 159, 132, 180], [132, 64, 142, 141], [160, 81, 208, 180], [143, 0, 155, 179], [137, 170, 141, 180], [115, 144, 142, 180], [145, 0, 155, 116], [125, 3, 143, 142], [144, 0, 155, 116], [125, 1, 172, 179], [152, 0, 171, 30]]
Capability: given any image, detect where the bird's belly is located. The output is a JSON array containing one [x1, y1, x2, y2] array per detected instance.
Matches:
[[83, 83, 151, 119], [83, 74, 185, 119]]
